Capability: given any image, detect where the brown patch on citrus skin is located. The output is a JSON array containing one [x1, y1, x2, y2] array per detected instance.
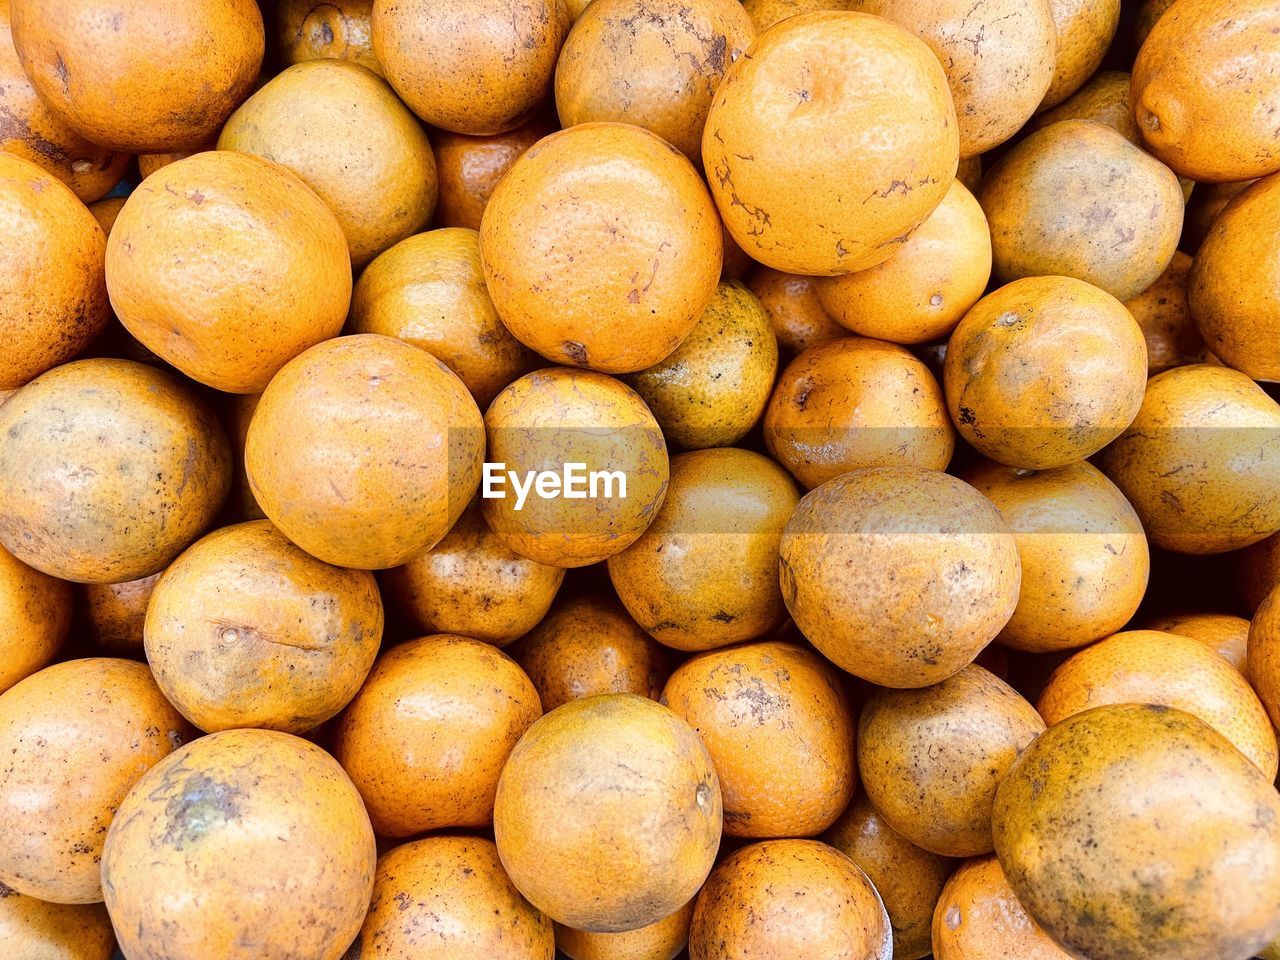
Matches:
[[335, 635, 541, 837], [859, 664, 1043, 858], [943, 276, 1147, 470], [993, 704, 1280, 960], [931, 856, 1071, 960], [745, 266, 845, 359], [607, 448, 798, 651], [1145, 612, 1250, 678], [0, 358, 231, 584], [356, 835, 554, 959], [962, 459, 1149, 654], [1133, 0, 1280, 183], [383, 501, 564, 647], [103, 729, 376, 960], [0, 658, 192, 904], [481, 122, 722, 373], [494, 694, 722, 933], [1037, 0, 1119, 110], [350, 227, 538, 408], [555, 0, 754, 164], [1243, 534, 1280, 613], [277, 0, 381, 76], [8, 0, 263, 153], [827, 796, 955, 960], [557, 898, 693, 960], [779, 466, 1021, 689], [512, 594, 670, 712], [765, 337, 954, 490], [1124, 251, 1209, 375], [689, 839, 891, 960], [0, 882, 115, 959], [663, 641, 855, 838], [1250, 589, 1280, 734], [0, 545, 70, 692], [246, 334, 485, 570], [1097, 364, 1280, 555], [703, 11, 957, 276], [433, 113, 552, 230], [81, 571, 160, 656], [371, 0, 569, 135], [0, 152, 109, 390]]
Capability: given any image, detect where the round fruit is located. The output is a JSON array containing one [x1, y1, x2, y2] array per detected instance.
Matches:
[[0, 884, 115, 960], [371, 0, 570, 134], [1184, 178, 1256, 251], [815, 180, 992, 344], [81, 572, 160, 656], [1038, 0, 1120, 110], [703, 11, 957, 275], [608, 448, 799, 651], [1098, 364, 1280, 554], [1243, 535, 1280, 612], [482, 368, 669, 567], [0, 359, 231, 583], [480, 122, 721, 373], [944, 276, 1147, 470], [1035, 69, 1138, 141], [1134, 0, 1175, 46], [8, 0, 263, 152], [218, 60, 437, 266], [851, 0, 1056, 158], [245, 334, 485, 570], [221, 391, 265, 522], [0, 545, 70, 693], [493, 694, 721, 932], [277, 0, 379, 74], [1146, 612, 1250, 677], [747, 267, 845, 357], [743, 0, 853, 31], [354, 836, 554, 960], [382, 502, 564, 646], [105, 150, 352, 394], [859, 664, 1044, 857], [1132, 0, 1280, 182], [0, 658, 190, 903], [350, 227, 537, 407], [554, 0, 754, 163], [87, 195, 125, 234], [688, 839, 891, 960], [102, 729, 375, 960], [826, 796, 955, 960], [513, 594, 670, 712], [432, 115, 551, 230], [1124, 250, 1209, 375], [932, 856, 1072, 960], [1248, 589, 1280, 731], [557, 899, 694, 960], [335, 635, 542, 837], [780, 466, 1020, 687], [962, 460, 1148, 653], [0, 152, 109, 390], [992, 703, 1280, 960]]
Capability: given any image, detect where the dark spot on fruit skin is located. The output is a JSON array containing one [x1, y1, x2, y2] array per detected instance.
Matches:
[[562, 340, 588, 365], [156, 772, 244, 851]]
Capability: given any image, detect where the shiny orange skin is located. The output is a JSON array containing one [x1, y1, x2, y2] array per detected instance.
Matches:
[[0, 152, 109, 390], [815, 180, 991, 344], [607, 448, 800, 651], [0, 883, 115, 960], [1039, 630, 1278, 778], [482, 368, 669, 568], [277, 0, 380, 75], [1250, 589, 1280, 731], [246, 334, 485, 570], [102, 728, 376, 960], [512, 594, 670, 712], [481, 122, 722, 373], [746, 266, 845, 357], [932, 856, 1072, 960], [0, 658, 191, 903], [0, 5, 126, 202], [382, 501, 565, 647], [688, 839, 892, 960], [371, 0, 570, 135], [494, 694, 722, 933], [827, 796, 955, 960], [1189, 173, 1280, 381], [0, 545, 70, 692], [859, 665, 1044, 857], [1124, 250, 1209, 375], [1133, 0, 1280, 183], [765, 337, 954, 489], [432, 115, 551, 230], [354, 836, 555, 960], [1243, 534, 1280, 613], [335, 635, 542, 837], [350, 227, 538, 408], [703, 11, 958, 276], [555, 0, 755, 163], [1146, 612, 1250, 678], [0, 359, 231, 584], [145, 520, 383, 734], [81, 571, 159, 656], [106, 151, 352, 394], [944, 276, 1148, 470], [962, 460, 1149, 654], [557, 899, 693, 960], [662, 641, 855, 838], [1098, 364, 1280, 554], [780, 466, 1021, 688], [1038, 0, 1119, 110], [8, 0, 263, 152]]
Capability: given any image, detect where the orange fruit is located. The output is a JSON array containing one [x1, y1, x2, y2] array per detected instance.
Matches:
[[276, 0, 380, 75], [86, 195, 125, 234], [1243, 534, 1280, 613], [557, 899, 694, 960], [0, 545, 70, 692], [1124, 250, 1210, 375], [746, 266, 845, 357], [1134, 0, 1176, 46], [1038, 0, 1120, 110], [80, 571, 160, 656], [703, 11, 958, 275], [0, 883, 115, 959], [1035, 69, 1138, 141], [481, 122, 722, 372], [1249, 587, 1280, 730], [1146, 612, 1250, 678], [1183, 178, 1256, 251], [433, 114, 553, 230], [742, 0, 853, 32], [932, 856, 1072, 960], [136, 143, 213, 179], [220, 391, 265, 522]]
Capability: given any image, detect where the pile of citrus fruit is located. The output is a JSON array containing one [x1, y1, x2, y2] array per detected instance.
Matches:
[[2, 0, 1280, 958]]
